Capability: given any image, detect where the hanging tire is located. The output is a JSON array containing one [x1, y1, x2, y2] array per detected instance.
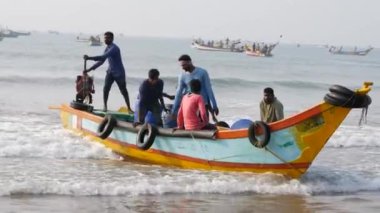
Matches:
[[329, 85, 355, 97], [324, 92, 372, 108], [97, 115, 117, 139], [248, 121, 271, 148], [215, 121, 230, 128], [324, 92, 352, 106], [136, 123, 158, 150], [70, 101, 93, 112]]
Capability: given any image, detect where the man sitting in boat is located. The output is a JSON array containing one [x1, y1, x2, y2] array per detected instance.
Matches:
[[75, 72, 95, 104], [134, 69, 168, 126], [260, 87, 284, 123], [177, 79, 215, 130], [171, 54, 219, 120]]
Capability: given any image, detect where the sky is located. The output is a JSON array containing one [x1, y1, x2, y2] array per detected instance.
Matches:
[[1, 0, 380, 46]]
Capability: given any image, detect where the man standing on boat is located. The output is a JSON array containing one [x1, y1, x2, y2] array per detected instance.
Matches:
[[171, 54, 219, 120], [260, 87, 284, 123], [83, 31, 133, 112]]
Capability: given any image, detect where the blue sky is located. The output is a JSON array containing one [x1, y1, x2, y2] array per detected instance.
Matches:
[[1, 0, 379, 46]]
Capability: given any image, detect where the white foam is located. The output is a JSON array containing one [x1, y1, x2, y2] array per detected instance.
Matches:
[[0, 114, 116, 160], [0, 168, 379, 196], [327, 125, 380, 148]]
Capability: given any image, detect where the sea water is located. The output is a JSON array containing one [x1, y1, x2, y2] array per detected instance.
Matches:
[[0, 33, 379, 212]]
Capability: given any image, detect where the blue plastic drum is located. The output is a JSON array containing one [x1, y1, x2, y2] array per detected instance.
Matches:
[[230, 119, 253, 129]]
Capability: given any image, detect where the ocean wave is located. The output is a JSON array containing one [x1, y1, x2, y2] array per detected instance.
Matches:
[[0, 75, 356, 91], [327, 125, 380, 148], [0, 167, 379, 196], [0, 114, 116, 159]]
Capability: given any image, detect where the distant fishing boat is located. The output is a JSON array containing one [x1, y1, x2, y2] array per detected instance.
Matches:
[[0, 30, 18, 38], [191, 39, 244, 53], [12, 30, 31, 36], [329, 46, 373, 56], [51, 82, 373, 179], [48, 30, 60, 35], [76, 36, 89, 42], [245, 42, 277, 57], [89, 36, 102, 46], [245, 50, 272, 57]]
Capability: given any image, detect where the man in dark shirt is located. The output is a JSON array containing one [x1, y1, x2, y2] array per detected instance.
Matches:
[[135, 69, 167, 126], [83, 31, 132, 112]]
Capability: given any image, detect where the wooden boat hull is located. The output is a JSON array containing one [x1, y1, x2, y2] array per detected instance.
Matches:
[[245, 50, 272, 57], [330, 48, 373, 56], [191, 43, 243, 52], [54, 83, 372, 179]]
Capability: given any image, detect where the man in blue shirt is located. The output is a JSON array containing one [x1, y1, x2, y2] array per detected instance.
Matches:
[[171, 54, 219, 119], [83, 31, 132, 112], [135, 69, 168, 126]]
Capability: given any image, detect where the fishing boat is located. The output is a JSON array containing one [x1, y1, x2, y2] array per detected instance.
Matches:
[[89, 39, 102, 46], [245, 50, 271, 57], [51, 82, 373, 179], [329, 46, 373, 56], [191, 41, 244, 53], [0, 30, 18, 38]]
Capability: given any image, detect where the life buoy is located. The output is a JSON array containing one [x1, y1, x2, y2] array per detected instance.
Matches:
[[329, 85, 355, 97], [97, 115, 117, 139], [248, 121, 271, 148], [136, 123, 158, 150]]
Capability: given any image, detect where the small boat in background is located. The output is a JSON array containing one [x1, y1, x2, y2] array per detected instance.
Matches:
[[12, 30, 31, 36], [89, 36, 102, 46], [245, 42, 278, 57], [245, 50, 271, 57], [191, 38, 244, 53], [329, 46, 373, 56], [48, 30, 60, 35], [0, 30, 18, 38], [76, 36, 89, 42]]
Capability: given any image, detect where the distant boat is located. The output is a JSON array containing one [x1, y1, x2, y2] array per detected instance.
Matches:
[[12, 30, 31, 36], [191, 40, 244, 53], [0, 30, 18, 38], [48, 30, 60, 35], [245, 43, 277, 57], [329, 46, 373, 56], [76, 36, 89, 42], [245, 50, 271, 57], [89, 36, 102, 46]]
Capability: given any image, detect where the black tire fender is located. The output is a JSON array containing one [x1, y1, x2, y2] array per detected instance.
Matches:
[[324, 92, 352, 106], [70, 101, 93, 112], [97, 115, 117, 139], [329, 85, 355, 97], [248, 121, 271, 148], [215, 121, 230, 128], [136, 123, 158, 150]]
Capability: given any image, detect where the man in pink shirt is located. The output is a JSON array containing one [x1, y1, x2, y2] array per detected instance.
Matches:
[[177, 79, 215, 130]]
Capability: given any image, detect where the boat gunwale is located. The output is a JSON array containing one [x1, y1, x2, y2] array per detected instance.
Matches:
[[60, 101, 332, 140]]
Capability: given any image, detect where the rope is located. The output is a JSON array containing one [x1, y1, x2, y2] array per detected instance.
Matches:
[[190, 132, 211, 167], [264, 147, 304, 175], [359, 106, 368, 126]]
